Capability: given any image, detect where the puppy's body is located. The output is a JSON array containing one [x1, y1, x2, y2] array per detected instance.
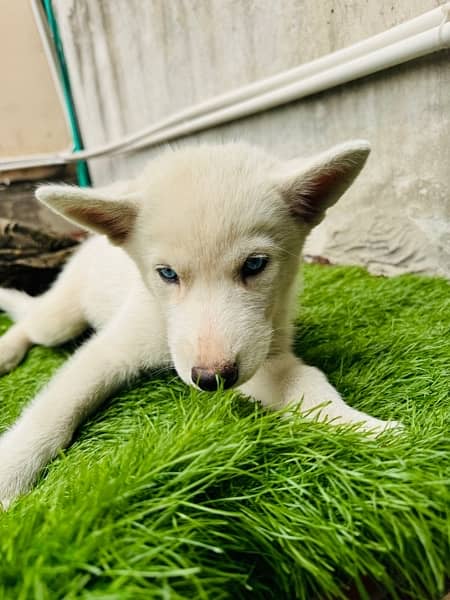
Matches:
[[0, 142, 399, 508]]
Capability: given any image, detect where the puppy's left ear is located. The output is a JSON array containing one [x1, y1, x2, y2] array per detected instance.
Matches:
[[36, 183, 138, 245], [277, 140, 370, 227]]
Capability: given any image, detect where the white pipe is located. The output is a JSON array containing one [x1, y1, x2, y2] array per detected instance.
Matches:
[[51, 2, 450, 162], [102, 21, 450, 157], [0, 155, 67, 171], [1, 3, 449, 171]]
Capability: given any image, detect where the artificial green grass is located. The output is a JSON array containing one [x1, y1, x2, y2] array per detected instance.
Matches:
[[0, 265, 449, 600]]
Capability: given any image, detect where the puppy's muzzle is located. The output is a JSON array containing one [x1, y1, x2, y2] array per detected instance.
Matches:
[[191, 363, 238, 391]]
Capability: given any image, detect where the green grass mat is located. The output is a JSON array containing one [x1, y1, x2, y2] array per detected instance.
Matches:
[[0, 265, 448, 599]]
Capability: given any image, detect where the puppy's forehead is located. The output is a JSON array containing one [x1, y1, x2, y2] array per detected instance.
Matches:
[[138, 145, 286, 248]]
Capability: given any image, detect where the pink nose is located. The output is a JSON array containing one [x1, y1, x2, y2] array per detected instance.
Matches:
[[191, 363, 239, 391]]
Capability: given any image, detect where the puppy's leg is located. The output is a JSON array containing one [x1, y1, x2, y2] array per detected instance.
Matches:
[[0, 257, 88, 374], [21, 255, 89, 347], [0, 300, 167, 509], [0, 289, 33, 374], [0, 324, 32, 375], [0, 288, 33, 321], [240, 352, 400, 433]]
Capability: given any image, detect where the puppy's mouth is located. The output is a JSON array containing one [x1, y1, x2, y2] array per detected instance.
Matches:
[[190, 362, 239, 392]]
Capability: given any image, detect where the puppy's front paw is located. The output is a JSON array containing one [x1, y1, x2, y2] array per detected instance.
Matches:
[[0, 465, 24, 511], [381, 420, 403, 431], [0, 341, 25, 375], [0, 434, 37, 510], [0, 482, 18, 511], [0, 327, 29, 375], [360, 417, 404, 437]]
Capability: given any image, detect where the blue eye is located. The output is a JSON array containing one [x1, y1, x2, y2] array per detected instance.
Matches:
[[157, 266, 179, 283], [241, 255, 269, 279]]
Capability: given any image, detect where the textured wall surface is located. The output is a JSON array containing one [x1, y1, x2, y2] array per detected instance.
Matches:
[[55, 0, 449, 276]]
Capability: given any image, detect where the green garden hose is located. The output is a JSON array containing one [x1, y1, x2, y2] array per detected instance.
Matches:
[[42, 0, 90, 186]]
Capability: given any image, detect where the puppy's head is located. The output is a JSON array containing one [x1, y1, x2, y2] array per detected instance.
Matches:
[[36, 141, 370, 390]]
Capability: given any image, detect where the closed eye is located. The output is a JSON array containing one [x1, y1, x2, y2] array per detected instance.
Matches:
[[241, 255, 269, 280]]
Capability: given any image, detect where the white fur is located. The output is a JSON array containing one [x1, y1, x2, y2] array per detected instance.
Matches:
[[0, 141, 400, 509]]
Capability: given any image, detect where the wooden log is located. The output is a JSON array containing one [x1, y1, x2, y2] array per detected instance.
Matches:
[[0, 219, 80, 296]]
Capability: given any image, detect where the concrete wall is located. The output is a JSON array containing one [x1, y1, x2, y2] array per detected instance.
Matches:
[[55, 0, 449, 277], [0, 1, 71, 159]]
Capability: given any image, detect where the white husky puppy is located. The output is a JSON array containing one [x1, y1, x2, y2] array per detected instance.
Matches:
[[0, 140, 400, 508]]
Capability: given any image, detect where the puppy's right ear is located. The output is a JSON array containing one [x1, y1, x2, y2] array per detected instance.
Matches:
[[36, 184, 138, 245]]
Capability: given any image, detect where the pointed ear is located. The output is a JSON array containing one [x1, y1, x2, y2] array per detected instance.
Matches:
[[277, 140, 371, 227], [36, 184, 138, 244]]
